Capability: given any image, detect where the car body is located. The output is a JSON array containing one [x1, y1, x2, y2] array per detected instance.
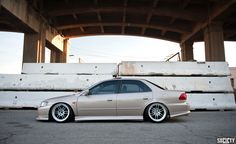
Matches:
[[37, 78, 190, 123]]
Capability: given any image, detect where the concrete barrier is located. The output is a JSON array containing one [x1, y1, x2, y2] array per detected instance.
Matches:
[[0, 74, 112, 90], [0, 91, 75, 108], [1, 91, 235, 110], [187, 93, 236, 110], [118, 61, 235, 110], [3, 74, 232, 92], [120, 76, 233, 92], [22, 63, 118, 75], [0, 62, 235, 110], [119, 61, 230, 76]]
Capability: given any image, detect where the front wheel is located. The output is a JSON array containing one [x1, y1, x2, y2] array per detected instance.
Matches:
[[145, 103, 168, 123], [51, 103, 74, 123]]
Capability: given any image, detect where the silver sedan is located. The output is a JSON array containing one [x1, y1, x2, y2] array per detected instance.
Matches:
[[37, 78, 190, 123]]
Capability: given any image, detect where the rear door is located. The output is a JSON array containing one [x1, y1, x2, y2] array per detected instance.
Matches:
[[116, 80, 152, 116]]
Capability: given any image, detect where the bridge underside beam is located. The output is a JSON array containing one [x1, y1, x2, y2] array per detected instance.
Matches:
[[1, 0, 236, 63], [181, 0, 236, 44], [0, 0, 67, 63], [180, 0, 235, 62]]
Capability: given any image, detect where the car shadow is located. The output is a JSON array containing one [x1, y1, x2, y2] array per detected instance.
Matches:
[[36, 116, 190, 124], [75, 119, 143, 124], [164, 117, 189, 123], [74, 117, 190, 124]]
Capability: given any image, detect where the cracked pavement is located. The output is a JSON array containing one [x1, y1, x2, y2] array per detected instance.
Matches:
[[0, 110, 235, 144]]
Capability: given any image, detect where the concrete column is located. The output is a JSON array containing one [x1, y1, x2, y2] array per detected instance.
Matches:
[[180, 41, 194, 61], [50, 49, 62, 63], [60, 39, 69, 63], [50, 50, 57, 63], [23, 26, 46, 63], [204, 22, 225, 61]]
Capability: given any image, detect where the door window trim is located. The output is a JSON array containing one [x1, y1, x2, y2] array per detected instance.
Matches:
[[88, 80, 119, 95], [118, 80, 152, 94]]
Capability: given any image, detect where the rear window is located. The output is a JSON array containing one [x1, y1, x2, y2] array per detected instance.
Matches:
[[120, 80, 152, 93], [145, 80, 165, 90]]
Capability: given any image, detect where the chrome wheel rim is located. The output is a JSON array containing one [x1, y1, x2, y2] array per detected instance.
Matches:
[[52, 103, 70, 122], [148, 103, 167, 122]]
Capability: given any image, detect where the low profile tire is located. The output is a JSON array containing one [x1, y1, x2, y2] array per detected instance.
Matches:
[[51, 103, 74, 123], [145, 103, 168, 123]]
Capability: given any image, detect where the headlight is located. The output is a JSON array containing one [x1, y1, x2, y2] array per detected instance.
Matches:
[[40, 101, 48, 107]]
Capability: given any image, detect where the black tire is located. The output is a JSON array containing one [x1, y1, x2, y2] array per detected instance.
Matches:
[[50, 103, 74, 123], [145, 103, 168, 123]]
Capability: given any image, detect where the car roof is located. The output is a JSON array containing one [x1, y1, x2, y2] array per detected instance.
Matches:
[[108, 77, 165, 90], [111, 78, 146, 81]]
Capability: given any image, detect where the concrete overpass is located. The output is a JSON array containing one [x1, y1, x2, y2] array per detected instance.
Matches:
[[0, 0, 236, 63]]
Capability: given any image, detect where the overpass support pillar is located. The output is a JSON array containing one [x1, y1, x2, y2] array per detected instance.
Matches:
[[60, 39, 69, 63], [204, 22, 225, 61], [50, 39, 69, 63], [50, 50, 60, 63], [23, 28, 46, 63], [180, 41, 194, 61]]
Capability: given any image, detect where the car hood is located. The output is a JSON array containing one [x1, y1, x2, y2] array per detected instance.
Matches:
[[46, 93, 79, 103]]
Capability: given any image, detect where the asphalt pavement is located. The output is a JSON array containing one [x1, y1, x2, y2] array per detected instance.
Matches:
[[0, 110, 235, 144]]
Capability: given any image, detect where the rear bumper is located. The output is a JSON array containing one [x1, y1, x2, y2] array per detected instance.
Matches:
[[168, 103, 191, 118], [170, 110, 190, 118]]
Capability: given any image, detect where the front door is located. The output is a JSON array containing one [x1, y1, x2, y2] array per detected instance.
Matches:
[[77, 80, 119, 117]]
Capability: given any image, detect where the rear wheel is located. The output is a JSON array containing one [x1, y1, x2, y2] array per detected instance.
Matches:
[[51, 103, 74, 123], [145, 103, 168, 123]]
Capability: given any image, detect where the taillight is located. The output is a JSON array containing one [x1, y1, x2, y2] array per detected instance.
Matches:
[[179, 93, 187, 100]]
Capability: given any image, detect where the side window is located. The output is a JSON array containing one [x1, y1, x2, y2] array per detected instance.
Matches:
[[89, 81, 118, 95], [120, 80, 151, 93]]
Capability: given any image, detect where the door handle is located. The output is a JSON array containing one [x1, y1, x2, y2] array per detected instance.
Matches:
[[143, 98, 149, 100], [107, 99, 113, 102]]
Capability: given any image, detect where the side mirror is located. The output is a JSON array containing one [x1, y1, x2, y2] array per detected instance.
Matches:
[[82, 89, 90, 96]]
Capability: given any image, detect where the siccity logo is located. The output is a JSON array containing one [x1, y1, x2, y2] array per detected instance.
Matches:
[[217, 137, 235, 144]]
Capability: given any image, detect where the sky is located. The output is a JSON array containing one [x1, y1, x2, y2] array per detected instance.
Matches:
[[0, 32, 236, 74]]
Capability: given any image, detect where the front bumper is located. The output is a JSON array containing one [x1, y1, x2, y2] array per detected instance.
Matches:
[[36, 106, 50, 121]]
